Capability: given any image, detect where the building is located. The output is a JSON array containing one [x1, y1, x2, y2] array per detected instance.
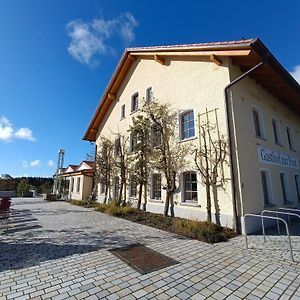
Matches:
[[61, 161, 95, 200], [83, 38, 300, 233]]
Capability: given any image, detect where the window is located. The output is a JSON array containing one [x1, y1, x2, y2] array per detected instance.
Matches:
[[151, 174, 162, 200], [76, 177, 81, 193], [295, 175, 300, 202], [272, 118, 281, 145], [121, 104, 125, 119], [129, 177, 137, 198], [280, 172, 290, 204], [183, 172, 198, 202], [151, 124, 162, 147], [130, 131, 139, 152], [114, 138, 121, 156], [287, 126, 295, 150], [252, 108, 264, 138], [113, 176, 119, 199], [71, 178, 74, 192], [260, 170, 272, 206], [146, 87, 153, 102], [100, 184, 105, 194], [131, 93, 139, 112], [180, 110, 195, 140]]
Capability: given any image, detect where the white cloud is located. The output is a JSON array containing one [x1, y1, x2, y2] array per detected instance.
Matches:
[[21, 160, 41, 168], [22, 160, 29, 168], [15, 128, 36, 141], [66, 12, 138, 66], [119, 12, 138, 44], [0, 117, 14, 141], [30, 160, 41, 167], [290, 65, 300, 83], [0, 116, 36, 142], [48, 160, 54, 167]]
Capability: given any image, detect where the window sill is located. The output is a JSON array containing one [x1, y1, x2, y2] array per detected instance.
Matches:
[[180, 202, 200, 207], [264, 203, 276, 208], [149, 199, 163, 203], [256, 136, 267, 142], [283, 202, 294, 207], [130, 109, 140, 115], [178, 136, 197, 143], [274, 142, 284, 147]]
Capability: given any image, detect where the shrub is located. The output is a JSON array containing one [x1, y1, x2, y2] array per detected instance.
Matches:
[[68, 199, 98, 208], [95, 203, 136, 216], [173, 219, 228, 243]]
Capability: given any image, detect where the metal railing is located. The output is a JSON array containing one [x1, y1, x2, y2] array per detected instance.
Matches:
[[244, 213, 294, 261], [262, 210, 300, 236]]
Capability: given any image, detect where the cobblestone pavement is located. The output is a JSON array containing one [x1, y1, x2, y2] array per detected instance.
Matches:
[[1, 198, 300, 299]]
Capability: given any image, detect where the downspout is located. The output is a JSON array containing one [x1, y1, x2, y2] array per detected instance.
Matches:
[[224, 56, 268, 234]]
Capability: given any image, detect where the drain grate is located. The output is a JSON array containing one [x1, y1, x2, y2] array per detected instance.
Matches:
[[109, 243, 178, 274]]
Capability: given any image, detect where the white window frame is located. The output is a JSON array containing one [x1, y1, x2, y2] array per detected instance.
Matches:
[[294, 174, 300, 202], [113, 176, 119, 199], [150, 173, 162, 200], [286, 125, 295, 151], [76, 177, 81, 193], [131, 92, 139, 112], [280, 172, 291, 204], [179, 109, 196, 141], [181, 171, 199, 203], [121, 104, 125, 119], [128, 177, 137, 198], [271, 117, 282, 145], [100, 183, 105, 195], [146, 86, 153, 102], [71, 177, 74, 192], [260, 169, 274, 207], [252, 106, 265, 139]]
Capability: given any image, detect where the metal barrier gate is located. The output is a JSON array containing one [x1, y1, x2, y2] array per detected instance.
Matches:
[[244, 213, 294, 261], [262, 210, 300, 236]]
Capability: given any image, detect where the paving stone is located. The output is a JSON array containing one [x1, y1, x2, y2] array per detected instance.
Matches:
[[2, 198, 300, 300]]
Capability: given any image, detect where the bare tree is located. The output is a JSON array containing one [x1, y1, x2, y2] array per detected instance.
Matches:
[[95, 137, 114, 203], [194, 109, 228, 222], [113, 133, 131, 206], [128, 114, 152, 210], [143, 100, 189, 217]]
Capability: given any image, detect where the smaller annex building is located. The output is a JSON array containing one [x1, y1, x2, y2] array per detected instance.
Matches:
[[61, 161, 94, 200]]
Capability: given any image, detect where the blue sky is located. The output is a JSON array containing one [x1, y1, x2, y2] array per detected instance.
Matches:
[[1, 1, 300, 178]]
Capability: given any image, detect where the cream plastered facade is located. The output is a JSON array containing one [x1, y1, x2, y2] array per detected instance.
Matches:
[[95, 55, 300, 232], [95, 56, 237, 228], [229, 63, 300, 232], [68, 174, 93, 200]]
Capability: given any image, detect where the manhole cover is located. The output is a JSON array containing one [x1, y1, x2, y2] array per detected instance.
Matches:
[[109, 243, 178, 274]]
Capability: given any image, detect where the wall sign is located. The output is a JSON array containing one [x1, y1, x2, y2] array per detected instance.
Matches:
[[257, 145, 299, 169]]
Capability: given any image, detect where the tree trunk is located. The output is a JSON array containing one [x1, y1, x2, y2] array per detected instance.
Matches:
[[137, 183, 143, 210], [142, 182, 147, 211], [169, 193, 175, 217], [164, 192, 170, 216], [206, 178, 212, 221], [212, 183, 221, 225], [104, 185, 108, 204]]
